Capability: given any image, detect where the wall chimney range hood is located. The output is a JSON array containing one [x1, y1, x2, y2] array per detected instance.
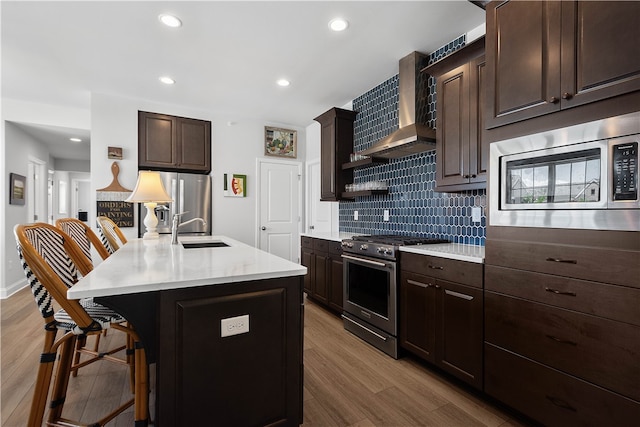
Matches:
[[360, 51, 436, 159]]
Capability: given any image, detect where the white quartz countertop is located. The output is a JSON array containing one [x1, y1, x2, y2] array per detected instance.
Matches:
[[400, 243, 485, 264], [68, 236, 307, 299], [299, 231, 360, 242]]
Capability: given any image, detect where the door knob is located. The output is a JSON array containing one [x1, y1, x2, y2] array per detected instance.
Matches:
[[261, 226, 266, 230]]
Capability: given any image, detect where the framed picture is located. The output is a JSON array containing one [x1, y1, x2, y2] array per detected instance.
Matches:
[[224, 173, 247, 197], [108, 146, 123, 159], [9, 173, 26, 205], [265, 126, 297, 158]]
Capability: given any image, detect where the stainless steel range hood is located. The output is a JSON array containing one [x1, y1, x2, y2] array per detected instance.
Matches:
[[360, 51, 436, 159]]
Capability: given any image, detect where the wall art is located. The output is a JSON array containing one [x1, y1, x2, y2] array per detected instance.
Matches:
[[265, 126, 297, 158]]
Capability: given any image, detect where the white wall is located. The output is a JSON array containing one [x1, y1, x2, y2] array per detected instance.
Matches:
[[91, 93, 306, 246], [2, 122, 53, 297], [2, 100, 91, 297]]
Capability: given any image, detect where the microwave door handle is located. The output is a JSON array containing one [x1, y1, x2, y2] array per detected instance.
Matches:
[[341, 254, 388, 268]]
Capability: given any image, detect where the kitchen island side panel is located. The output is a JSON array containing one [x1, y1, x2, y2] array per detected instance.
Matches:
[[157, 276, 303, 426]]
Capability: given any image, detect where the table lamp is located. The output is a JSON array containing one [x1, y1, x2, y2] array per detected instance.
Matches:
[[125, 171, 173, 239]]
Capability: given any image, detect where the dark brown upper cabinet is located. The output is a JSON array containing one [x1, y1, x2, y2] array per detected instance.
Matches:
[[138, 111, 211, 173], [314, 107, 357, 201], [485, 0, 640, 129], [423, 37, 487, 192]]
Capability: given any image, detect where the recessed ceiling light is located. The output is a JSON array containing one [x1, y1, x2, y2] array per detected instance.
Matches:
[[159, 76, 175, 85], [159, 14, 182, 28], [277, 79, 290, 87], [329, 18, 349, 32], [69, 137, 82, 142]]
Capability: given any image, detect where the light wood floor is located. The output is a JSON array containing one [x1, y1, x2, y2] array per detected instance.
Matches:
[[2, 287, 527, 426]]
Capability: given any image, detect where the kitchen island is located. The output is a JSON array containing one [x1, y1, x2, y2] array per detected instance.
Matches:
[[68, 236, 306, 426]]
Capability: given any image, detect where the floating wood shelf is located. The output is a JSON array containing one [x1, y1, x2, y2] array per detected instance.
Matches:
[[342, 157, 389, 170], [341, 189, 389, 199]]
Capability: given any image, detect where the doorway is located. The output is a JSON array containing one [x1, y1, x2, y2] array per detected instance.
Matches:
[[256, 159, 302, 263], [27, 157, 47, 223]]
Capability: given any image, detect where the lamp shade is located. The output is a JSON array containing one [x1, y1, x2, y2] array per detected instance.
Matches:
[[125, 171, 172, 203]]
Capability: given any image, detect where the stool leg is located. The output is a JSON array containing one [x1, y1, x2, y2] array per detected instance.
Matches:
[[71, 334, 86, 377], [134, 340, 149, 426], [47, 334, 77, 424], [27, 328, 58, 427]]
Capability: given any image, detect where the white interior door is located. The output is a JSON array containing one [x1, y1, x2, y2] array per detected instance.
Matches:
[[257, 159, 301, 262], [306, 160, 336, 234]]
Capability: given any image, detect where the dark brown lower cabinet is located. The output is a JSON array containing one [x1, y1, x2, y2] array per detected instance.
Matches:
[[400, 253, 483, 390], [328, 242, 344, 312], [157, 276, 303, 426], [486, 344, 640, 427], [484, 232, 640, 426], [300, 236, 344, 313]]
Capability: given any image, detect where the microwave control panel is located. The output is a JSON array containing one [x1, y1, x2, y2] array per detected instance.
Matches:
[[612, 140, 638, 201]]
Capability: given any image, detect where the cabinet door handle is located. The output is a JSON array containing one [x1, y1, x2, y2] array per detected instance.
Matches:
[[546, 395, 577, 412], [546, 257, 577, 264], [562, 92, 573, 100], [546, 335, 577, 346], [434, 284, 442, 289], [463, 174, 470, 179], [428, 265, 444, 270], [445, 289, 473, 300], [471, 174, 477, 178], [545, 287, 577, 297], [548, 96, 559, 104], [407, 279, 432, 288]]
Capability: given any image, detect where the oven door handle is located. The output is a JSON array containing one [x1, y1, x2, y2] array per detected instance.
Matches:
[[341, 254, 388, 267], [341, 315, 388, 341]]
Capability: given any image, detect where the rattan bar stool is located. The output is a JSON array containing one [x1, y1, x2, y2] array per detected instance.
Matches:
[[15, 223, 148, 427], [96, 215, 128, 253], [56, 218, 133, 380]]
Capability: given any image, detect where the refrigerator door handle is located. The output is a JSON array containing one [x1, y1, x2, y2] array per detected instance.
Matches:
[[171, 179, 178, 202], [179, 179, 185, 214]]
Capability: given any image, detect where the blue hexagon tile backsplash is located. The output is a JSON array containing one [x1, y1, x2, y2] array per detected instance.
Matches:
[[339, 34, 487, 246]]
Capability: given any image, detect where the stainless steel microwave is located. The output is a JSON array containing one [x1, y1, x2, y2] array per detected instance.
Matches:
[[489, 112, 640, 231]]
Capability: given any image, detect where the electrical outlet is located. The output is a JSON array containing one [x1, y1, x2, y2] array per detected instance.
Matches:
[[221, 314, 250, 337], [354, 210, 359, 221], [383, 210, 390, 221], [472, 207, 482, 224]]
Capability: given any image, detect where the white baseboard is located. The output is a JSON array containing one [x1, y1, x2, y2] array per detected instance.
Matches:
[[1, 280, 27, 299]]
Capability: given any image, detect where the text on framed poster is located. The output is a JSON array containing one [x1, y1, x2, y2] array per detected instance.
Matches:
[[96, 201, 134, 227]]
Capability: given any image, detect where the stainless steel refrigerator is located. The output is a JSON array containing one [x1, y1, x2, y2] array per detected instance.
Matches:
[[138, 172, 211, 237]]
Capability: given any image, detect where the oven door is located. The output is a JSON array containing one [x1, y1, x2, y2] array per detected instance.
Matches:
[[342, 253, 397, 335]]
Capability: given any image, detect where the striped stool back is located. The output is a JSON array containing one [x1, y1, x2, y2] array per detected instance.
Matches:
[[96, 216, 128, 253], [56, 218, 110, 261]]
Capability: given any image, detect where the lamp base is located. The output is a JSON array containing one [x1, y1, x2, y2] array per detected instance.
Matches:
[[142, 230, 160, 239], [142, 202, 160, 239]]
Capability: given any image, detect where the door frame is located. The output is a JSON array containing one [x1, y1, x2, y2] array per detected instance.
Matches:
[[255, 158, 303, 260]]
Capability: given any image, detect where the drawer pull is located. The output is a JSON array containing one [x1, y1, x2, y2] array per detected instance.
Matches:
[[545, 287, 577, 297], [407, 279, 433, 288], [428, 265, 444, 270], [546, 257, 577, 264], [546, 395, 577, 412], [546, 335, 577, 346]]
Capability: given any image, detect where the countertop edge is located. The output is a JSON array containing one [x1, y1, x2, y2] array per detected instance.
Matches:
[[399, 244, 485, 264]]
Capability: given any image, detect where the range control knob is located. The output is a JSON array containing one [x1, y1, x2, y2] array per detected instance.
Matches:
[[359, 244, 368, 251], [385, 248, 393, 256], [341, 241, 354, 248]]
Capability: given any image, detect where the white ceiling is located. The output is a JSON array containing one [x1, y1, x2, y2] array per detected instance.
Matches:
[[2, 1, 485, 161]]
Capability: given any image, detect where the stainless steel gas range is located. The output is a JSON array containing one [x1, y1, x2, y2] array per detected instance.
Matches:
[[341, 235, 448, 358]]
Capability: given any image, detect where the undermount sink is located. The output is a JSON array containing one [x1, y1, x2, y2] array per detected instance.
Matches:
[[182, 241, 229, 249]]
